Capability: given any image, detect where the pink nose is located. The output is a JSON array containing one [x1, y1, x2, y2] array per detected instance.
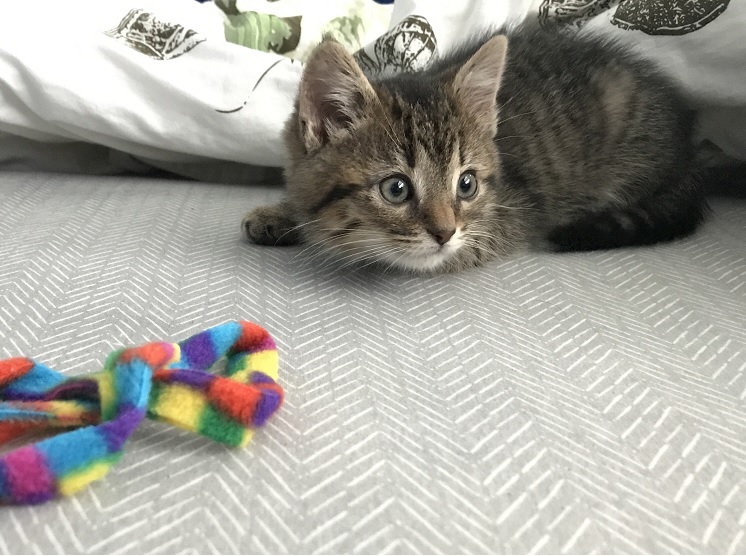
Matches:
[[428, 228, 455, 246]]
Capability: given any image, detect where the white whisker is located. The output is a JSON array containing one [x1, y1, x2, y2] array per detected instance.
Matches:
[[274, 218, 322, 243], [496, 109, 540, 126]]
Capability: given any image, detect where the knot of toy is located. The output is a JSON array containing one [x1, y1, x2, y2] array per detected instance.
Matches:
[[0, 321, 283, 505]]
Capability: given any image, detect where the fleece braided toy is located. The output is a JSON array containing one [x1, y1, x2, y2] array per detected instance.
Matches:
[[0, 321, 282, 505]]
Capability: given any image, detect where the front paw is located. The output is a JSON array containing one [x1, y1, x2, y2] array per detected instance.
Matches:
[[241, 204, 301, 246]]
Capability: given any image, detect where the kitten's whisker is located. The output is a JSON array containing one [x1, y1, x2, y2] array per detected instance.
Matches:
[[292, 237, 353, 263], [381, 122, 402, 152], [496, 109, 540, 126], [292, 241, 327, 262], [494, 135, 533, 142], [379, 98, 405, 150], [463, 230, 491, 238], [338, 246, 399, 270], [464, 232, 500, 244], [315, 227, 367, 233], [326, 238, 389, 250], [291, 233, 381, 262], [496, 92, 521, 113], [335, 244, 392, 260], [382, 251, 408, 274], [358, 249, 400, 271], [465, 218, 497, 224], [495, 204, 534, 211], [306, 238, 395, 269], [275, 218, 322, 243]]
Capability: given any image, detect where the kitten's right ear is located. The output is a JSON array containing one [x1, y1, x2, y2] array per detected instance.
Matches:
[[298, 39, 376, 153]]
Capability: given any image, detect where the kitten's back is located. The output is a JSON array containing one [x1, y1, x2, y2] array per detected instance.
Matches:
[[416, 23, 705, 250]]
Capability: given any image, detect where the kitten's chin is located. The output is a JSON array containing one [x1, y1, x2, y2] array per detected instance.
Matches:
[[380, 245, 459, 274]]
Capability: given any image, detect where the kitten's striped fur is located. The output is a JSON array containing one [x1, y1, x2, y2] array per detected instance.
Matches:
[[243, 23, 707, 273]]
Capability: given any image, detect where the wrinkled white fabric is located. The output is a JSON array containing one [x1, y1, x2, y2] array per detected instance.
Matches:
[[0, 0, 743, 179], [0, 0, 301, 177]]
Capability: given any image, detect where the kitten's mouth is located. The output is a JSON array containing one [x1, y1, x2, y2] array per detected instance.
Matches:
[[383, 237, 463, 273], [321, 229, 464, 273]]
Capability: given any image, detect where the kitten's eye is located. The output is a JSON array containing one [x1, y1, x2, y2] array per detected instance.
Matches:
[[457, 172, 478, 199], [379, 176, 411, 204]]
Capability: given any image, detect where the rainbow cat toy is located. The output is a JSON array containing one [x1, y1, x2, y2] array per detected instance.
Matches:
[[0, 321, 283, 505]]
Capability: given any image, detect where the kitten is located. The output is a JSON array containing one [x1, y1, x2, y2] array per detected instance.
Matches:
[[242, 23, 708, 273]]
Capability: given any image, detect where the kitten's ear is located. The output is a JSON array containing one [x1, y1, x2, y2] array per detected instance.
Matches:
[[452, 35, 508, 134], [298, 39, 376, 153]]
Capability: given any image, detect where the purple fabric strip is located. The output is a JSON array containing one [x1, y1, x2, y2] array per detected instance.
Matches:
[[249, 372, 275, 385], [2, 390, 48, 401], [179, 333, 216, 370], [166, 369, 214, 389], [4, 380, 99, 402], [99, 407, 146, 452], [45, 381, 99, 401], [253, 390, 282, 427]]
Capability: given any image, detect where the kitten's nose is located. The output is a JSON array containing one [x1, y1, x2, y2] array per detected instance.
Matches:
[[428, 227, 455, 246]]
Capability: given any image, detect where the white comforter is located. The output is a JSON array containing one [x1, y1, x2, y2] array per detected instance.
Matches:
[[0, 0, 743, 180]]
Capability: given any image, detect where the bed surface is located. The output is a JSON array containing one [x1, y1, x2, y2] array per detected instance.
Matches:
[[1, 171, 744, 554]]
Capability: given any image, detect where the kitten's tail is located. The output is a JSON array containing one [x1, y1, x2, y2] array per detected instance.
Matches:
[[547, 170, 710, 252]]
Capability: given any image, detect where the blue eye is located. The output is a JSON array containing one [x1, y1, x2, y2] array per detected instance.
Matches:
[[379, 176, 411, 204], [457, 172, 478, 199]]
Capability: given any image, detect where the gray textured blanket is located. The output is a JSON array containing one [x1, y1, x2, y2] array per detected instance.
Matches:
[[0, 172, 744, 554]]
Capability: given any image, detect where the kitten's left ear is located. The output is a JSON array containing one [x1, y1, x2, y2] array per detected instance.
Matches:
[[452, 35, 508, 135]]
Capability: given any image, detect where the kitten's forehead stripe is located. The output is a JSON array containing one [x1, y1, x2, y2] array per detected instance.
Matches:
[[403, 112, 455, 175], [401, 113, 416, 169], [383, 78, 460, 173]]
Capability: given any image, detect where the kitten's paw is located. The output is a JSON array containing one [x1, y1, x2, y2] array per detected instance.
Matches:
[[242, 204, 301, 246]]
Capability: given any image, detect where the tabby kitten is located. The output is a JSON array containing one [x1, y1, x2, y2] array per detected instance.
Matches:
[[242, 23, 707, 273]]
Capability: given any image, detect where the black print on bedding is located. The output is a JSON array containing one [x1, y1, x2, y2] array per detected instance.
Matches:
[[105, 9, 206, 60], [354, 15, 436, 78], [611, 0, 730, 35], [538, 0, 730, 35], [538, 0, 618, 29]]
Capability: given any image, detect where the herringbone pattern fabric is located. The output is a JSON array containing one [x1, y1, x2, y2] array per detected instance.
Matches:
[[1, 172, 744, 554]]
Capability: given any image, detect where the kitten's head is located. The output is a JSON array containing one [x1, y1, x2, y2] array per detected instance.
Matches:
[[283, 36, 527, 273]]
